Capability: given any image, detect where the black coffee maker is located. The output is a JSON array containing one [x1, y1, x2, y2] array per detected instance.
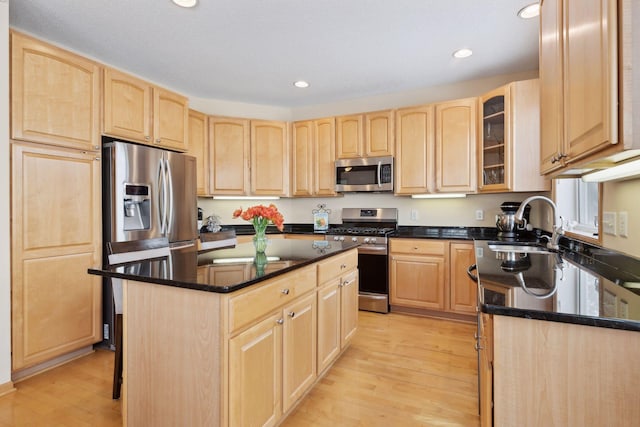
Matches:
[[496, 202, 531, 238]]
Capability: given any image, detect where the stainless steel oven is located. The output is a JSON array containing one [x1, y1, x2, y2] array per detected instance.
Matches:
[[325, 208, 397, 313]]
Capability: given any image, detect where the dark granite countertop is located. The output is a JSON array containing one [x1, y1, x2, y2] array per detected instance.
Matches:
[[474, 239, 640, 332], [391, 226, 503, 240], [89, 240, 358, 293]]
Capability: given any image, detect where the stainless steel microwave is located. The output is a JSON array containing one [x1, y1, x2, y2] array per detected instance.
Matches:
[[335, 156, 393, 192]]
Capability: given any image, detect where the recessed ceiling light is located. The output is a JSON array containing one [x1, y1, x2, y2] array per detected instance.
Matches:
[[452, 48, 473, 59], [518, 3, 540, 19], [172, 0, 197, 8], [293, 80, 310, 88]]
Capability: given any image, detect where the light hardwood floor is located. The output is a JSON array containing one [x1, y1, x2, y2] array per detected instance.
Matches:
[[0, 312, 479, 426]]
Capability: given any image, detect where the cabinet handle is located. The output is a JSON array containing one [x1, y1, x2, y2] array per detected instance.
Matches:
[[340, 263, 346, 269], [95, 157, 101, 161], [281, 288, 290, 295], [145, 136, 150, 141], [276, 318, 284, 325], [288, 312, 296, 318], [474, 333, 479, 340], [94, 145, 100, 150], [342, 279, 354, 287], [156, 138, 161, 143], [474, 342, 483, 351]]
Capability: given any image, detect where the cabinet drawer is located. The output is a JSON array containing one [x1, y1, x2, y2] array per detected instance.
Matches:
[[317, 249, 358, 284], [390, 239, 446, 255], [228, 266, 316, 334]]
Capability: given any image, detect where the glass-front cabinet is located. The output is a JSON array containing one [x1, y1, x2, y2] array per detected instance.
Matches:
[[480, 88, 508, 191]]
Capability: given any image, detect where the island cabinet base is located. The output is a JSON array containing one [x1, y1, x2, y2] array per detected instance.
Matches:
[[492, 316, 640, 427], [122, 248, 358, 427]]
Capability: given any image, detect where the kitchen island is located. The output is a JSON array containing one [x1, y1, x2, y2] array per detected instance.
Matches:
[[89, 239, 359, 427], [473, 239, 640, 426]]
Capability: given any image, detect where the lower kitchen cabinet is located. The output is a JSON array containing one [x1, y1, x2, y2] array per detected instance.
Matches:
[[389, 238, 476, 319], [11, 142, 102, 371]]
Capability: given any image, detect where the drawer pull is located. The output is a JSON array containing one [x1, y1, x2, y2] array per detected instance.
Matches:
[[474, 342, 483, 351], [340, 263, 346, 269], [276, 318, 284, 325], [281, 288, 290, 295], [342, 279, 354, 287], [288, 311, 296, 318]]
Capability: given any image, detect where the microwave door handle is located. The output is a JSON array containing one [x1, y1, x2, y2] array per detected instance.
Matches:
[[377, 160, 382, 188]]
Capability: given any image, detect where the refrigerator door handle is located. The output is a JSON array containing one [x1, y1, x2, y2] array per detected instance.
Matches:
[[158, 158, 168, 235], [165, 157, 174, 236]]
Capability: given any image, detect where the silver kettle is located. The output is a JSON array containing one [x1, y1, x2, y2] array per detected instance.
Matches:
[[496, 202, 530, 237]]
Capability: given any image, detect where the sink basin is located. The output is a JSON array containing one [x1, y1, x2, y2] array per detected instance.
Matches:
[[488, 242, 557, 254]]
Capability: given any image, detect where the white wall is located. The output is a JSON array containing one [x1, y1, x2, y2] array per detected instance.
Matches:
[[1, 0, 12, 387], [602, 178, 640, 258]]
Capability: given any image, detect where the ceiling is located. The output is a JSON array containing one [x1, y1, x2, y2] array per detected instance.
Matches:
[[9, 0, 540, 108]]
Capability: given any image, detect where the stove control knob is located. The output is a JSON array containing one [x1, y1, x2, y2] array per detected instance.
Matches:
[[333, 236, 340, 241], [363, 238, 370, 244], [371, 238, 377, 244], [339, 236, 345, 241], [352, 237, 358, 242]]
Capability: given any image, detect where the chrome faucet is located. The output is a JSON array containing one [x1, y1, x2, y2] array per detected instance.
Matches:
[[514, 195, 564, 250]]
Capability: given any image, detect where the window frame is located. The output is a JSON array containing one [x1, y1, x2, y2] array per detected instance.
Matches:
[[553, 178, 603, 246]]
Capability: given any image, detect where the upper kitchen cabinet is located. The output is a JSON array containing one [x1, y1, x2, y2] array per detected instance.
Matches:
[[336, 110, 394, 159], [540, 0, 623, 174], [394, 105, 435, 195], [10, 31, 101, 152], [251, 120, 290, 197], [291, 118, 337, 197], [187, 110, 209, 196], [103, 67, 189, 151], [209, 116, 251, 196], [478, 79, 550, 193], [435, 98, 477, 193]]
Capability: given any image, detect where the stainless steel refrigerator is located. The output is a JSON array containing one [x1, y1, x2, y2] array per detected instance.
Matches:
[[101, 139, 197, 347]]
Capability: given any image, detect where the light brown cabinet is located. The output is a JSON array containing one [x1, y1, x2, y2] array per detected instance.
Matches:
[[251, 120, 290, 197], [478, 80, 549, 193], [11, 142, 102, 371], [103, 67, 189, 151], [188, 110, 209, 196], [394, 105, 435, 195], [209, 116, 251, 195], [435, 97, 477, 193], [539, 0, 618, 174], [336, 110, 394, 159], [291, 118, 337, 197], [10, 31, 101, 152], [390, 238, 476, 319]]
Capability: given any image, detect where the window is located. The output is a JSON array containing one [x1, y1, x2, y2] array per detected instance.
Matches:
[[555, 178, 600, 241]]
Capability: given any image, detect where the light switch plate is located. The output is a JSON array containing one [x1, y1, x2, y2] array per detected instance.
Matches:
[[618, 211, 628, 237], [603, 211, 617, 236], [475, 210, 484, 221]]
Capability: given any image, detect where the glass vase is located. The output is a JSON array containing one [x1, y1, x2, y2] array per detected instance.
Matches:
[[254, 251, 268, 277], [253, 231, 268, 253]]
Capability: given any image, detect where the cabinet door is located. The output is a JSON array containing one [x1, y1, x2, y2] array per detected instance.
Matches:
[[188, 110, 209, 196], [394, 105, 435, 194], [229, 313, 282, 427], [291, 121, 314, 197], [209, 116, 250, 195], [539, 0, 565, 174], [11, 142, 102, 370], [282, 293, 317, 412], [336, 114, 364, 158], [563, 0, 617, 161], [251, 120, 290, 197], [340, 270, 359, 347], [478, 87, 509, 192], [435, 98, 477, 193], [317, 279, 341, 373], [449, 242, 478, 315], [103, 67, 153, 144], [11, 32, 101, 151], [314, 118, 337, 196], [365, 110, 394, 157], [390, 254, 445, 310], [153, 87, 189, 151], [478, 313, 493, 427]]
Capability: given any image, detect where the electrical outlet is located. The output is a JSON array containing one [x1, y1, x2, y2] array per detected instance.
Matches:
[[603, 211, 617, 236], [410, 209, 418, 221], [618, 211, 629, 237], [475, 209, 484, 221]]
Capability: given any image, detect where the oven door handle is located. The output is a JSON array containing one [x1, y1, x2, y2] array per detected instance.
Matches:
[[357, 245, 388, 255], [467, 264, 478, 283]]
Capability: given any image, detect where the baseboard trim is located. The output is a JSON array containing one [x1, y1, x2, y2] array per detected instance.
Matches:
[[0, 380, 16, 397], [11, 346, 95, 383]]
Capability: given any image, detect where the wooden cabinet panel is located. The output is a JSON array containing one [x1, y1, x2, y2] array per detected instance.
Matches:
[[478, 313, 493, 427], [394, 105, 435, 195], [154, 87, 189, 151], [251, 120, 289, 197], [11, 32, 101, 151], [209, 116, 250, 195], [336, 114, 364, 158], [365, 110, 394, 157], [188, 110, 209, 196], [282, 293, 317, 412], [317, 249, 358, 284], [449, 242, 477, 314], [389, 239, 446, 256], [11, 142, 101, 370], [229, 313, 282, 427], [317, 279, 341, 374], [291, 120, 314, 197], [435, 98, 477, 193], [103, 68, 152, 143], [390, 253, 446, 310], [340, 270, 359, 347], [314, 118, 337, 196], [291, 118, 337, 197]]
